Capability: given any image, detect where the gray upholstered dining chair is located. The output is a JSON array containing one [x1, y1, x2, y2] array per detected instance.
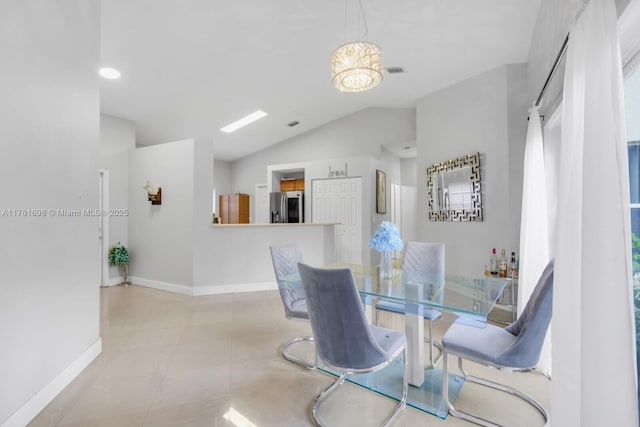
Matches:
[[441, 259, 554, 427], [375, 241, 445, 367], [297, 263, 408, 427], [269, 244, 315, 369]]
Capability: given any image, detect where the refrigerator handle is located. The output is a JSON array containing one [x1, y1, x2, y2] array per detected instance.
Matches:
[[281, 195, 286, 223]]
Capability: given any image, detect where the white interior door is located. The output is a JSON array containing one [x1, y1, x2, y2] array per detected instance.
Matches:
[[254, 183, 269, 224], [312, 177, 362, 263]]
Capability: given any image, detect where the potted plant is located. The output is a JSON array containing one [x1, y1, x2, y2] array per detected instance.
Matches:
[[108, 242, 130, 286]]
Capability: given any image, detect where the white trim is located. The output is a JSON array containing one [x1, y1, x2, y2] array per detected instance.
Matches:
[[193, 281, 277, 296], [101, 276, 125, 287], [128, 276, 278, 296], [128, 276, 193, 296], [1, 339, 102, 427]]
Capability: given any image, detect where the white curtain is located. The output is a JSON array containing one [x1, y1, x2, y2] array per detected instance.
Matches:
[[552, 0, 638, 425], [518, 106, 551, 375]]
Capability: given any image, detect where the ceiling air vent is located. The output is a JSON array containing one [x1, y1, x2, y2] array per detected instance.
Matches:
[[287, 120, 300, 127], [385, 67, 404, 74]]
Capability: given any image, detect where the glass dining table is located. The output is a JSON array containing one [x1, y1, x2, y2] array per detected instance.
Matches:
[[285, 263, 508, 418]]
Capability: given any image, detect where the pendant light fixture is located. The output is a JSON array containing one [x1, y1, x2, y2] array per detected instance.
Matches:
[[331, 0, 383, 93]]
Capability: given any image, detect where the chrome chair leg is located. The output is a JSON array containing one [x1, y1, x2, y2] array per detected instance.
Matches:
[[424, 319, 443, 368], [312, 373, 346, 427], [280, 336, 316, 369], [312, 351, 408, 427], [442, 350, 548, 427], [379, 348, 408, 427]]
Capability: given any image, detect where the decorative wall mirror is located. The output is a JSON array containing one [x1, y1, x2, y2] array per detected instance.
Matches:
[[426, 152, 482, 221]]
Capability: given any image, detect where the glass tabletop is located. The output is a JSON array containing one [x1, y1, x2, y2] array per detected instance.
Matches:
[[284, 263, 508, 323]]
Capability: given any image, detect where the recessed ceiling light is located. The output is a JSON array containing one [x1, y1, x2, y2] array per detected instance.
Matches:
[[99, 67, 121, 79], [220, 110, 268, 133]]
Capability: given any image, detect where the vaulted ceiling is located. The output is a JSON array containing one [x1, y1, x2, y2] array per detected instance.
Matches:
[[100, 0, 540, 161]]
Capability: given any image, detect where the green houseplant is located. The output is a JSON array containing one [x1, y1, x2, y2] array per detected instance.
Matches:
[[108, 243, 130, 286]]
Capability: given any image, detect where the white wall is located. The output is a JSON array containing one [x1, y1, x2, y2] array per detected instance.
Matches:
[[128, 139, 197, 288], [400, 158, 419, 243], [400, 158, 418, 187], [0, 1, 101, 425], [194, 224, 335, 292], [100, 114, 135, 281], [231, 107, 416, 215], [213, 159, 232, 215], [506, 64, 529, 256], [416, 64, 527, 276], [127, 137, 337, 295], [100, 114, 135, 158]]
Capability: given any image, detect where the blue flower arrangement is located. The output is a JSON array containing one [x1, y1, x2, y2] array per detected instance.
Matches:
[[368, 221, 403, 252]]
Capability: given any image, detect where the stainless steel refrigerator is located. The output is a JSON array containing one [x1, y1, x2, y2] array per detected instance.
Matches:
[[270, 191, 303, 223]]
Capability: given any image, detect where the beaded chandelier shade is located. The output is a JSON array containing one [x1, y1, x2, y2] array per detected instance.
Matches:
[[331, 41, 383, 92]]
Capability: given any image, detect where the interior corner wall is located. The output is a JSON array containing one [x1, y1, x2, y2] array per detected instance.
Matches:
[[100, 114, 135, 280], [0, 1, 101, 425], [416, 64, 527, 276], [506, 63, 529, 256], [128, 139, 196, 291], [100, 114, 135, 158], [400, 158, 418, 187], [213, 159, 232, 214], [192, 139, 216, 287]]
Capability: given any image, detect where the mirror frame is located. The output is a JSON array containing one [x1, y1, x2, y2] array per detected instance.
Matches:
[[426, 152, 483, 222]]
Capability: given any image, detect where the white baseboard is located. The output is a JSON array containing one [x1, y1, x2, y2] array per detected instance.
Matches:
[[193, 281, 278, 296], [128, 276, 277, 296], [101, 276, 124, 287], [128, 276, 194, 296], [1, 338, 102, 427]]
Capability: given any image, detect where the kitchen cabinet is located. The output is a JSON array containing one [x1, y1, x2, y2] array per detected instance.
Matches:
[[219, 193, 249, 224], [280, 178, 304, 192], [280, 179, 295, 192]]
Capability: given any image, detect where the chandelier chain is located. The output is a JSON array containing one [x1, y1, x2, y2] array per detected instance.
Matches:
[[343, 0, 370, 42]]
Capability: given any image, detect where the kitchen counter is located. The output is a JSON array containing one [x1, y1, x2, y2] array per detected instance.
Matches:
[[193, 222, 335, 295], [211, 222, 338, 227]]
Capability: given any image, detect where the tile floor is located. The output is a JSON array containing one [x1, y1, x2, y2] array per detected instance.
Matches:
[[29, 285, 550, 427]]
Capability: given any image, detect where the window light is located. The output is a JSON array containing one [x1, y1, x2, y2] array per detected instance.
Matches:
[[220, 110, 268, 133]]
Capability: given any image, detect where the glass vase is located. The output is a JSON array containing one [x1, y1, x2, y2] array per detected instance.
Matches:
[[120, 264, 129, 287], [379, 251, 393, 280]]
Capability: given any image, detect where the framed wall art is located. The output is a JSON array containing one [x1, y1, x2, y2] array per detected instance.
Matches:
[[376, 169, 386, 214], [426, 152, 482, 221]]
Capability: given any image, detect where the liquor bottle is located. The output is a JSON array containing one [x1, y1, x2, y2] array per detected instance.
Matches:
[[490, 248, 498, 276], [509, 252, 517, 278], [498, 249, 508, 278]]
